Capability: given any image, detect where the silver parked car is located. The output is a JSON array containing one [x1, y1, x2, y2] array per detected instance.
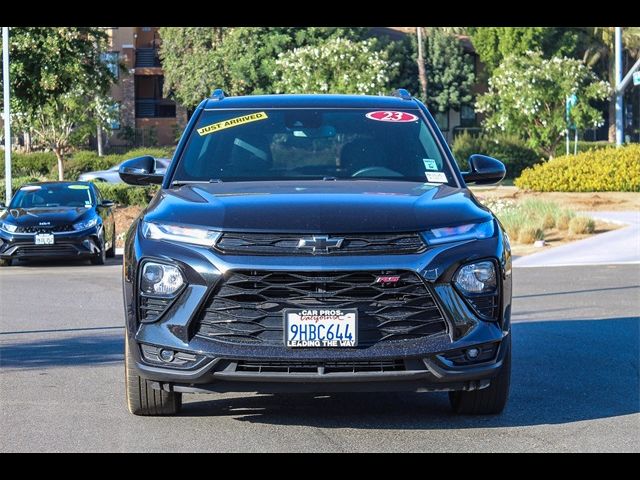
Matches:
[[78, 158, 171, 184]]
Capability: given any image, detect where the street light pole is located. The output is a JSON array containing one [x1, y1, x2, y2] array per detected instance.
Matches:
[[2, 27, 11, 204], [615, 27, 624, 146]]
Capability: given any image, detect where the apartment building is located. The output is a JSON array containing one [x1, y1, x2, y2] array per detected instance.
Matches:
[[104, 27, 188, 147]]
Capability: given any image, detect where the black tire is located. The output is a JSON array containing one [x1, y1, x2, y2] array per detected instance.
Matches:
[[125, 336, 182, 416], [106, 227, 116, 258], [449, 336, 511, 415], [0, 258, 12, 267], [90, 236, 107, 265]]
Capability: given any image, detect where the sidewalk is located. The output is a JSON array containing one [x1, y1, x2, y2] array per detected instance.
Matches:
[[513, 211, 640, 267], [114, 211, 639, 268]]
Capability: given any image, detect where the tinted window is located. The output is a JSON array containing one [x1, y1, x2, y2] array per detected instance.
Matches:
[[173, 109, 454, 184], [10, 184, 96, 208]]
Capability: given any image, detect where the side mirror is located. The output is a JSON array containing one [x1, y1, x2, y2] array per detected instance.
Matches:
[[462, 154, 506, 185], [118, 156, 164, 186], [101, 200, 115, 208]]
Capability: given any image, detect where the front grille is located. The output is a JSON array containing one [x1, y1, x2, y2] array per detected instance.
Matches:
[[195, 270, 447, 347], [16, 225, 74, 233], [235, 359, 405, 374], [139, 296, 173, 323], [215, 233, 427, 256], [14, 245, 77, 256]]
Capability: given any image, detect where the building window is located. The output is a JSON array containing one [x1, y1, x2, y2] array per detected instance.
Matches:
[[101, 52, 119, 79], [109, 103, 121, 130], [135, 75, 176, 118], [434, 111, 449, 132], [460, 105, 477, 128], [142, 27, 152, 32]]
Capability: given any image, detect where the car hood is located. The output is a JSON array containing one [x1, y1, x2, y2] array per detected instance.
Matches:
[[1, 207, 92, 227], [144, 180, 492, 233]]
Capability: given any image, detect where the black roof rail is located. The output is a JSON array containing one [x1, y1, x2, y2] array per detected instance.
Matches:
[[391, 89, 412, 100], [210, 88, 227, 100]]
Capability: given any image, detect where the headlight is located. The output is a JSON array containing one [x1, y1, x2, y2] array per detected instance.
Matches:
[[454, 261, 497, 295], [141, 221, 221, 247], [140, 262, 184, 296], [0, 221, 17, 233], [73, 217, 99, 231], [423, 219, 494, 245]]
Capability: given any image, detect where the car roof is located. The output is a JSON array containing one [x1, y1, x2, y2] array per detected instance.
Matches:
[[21, 181, 94, 188], [202, 94, 419, 110]]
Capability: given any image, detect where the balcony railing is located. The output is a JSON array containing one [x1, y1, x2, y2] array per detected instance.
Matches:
[[135, 48, 161, 68], [135, 99, 176, 118]]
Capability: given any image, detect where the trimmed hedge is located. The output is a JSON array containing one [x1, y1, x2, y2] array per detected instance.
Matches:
[[0, 147, 174, 181], [515, 144, 640, 192], [553, 140, 613, 159], [93, 182, 158, 207], [0, 176, 157, 207], [452, 132, 543, 179]]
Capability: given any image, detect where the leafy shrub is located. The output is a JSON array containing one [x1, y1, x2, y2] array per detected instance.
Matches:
[[553, 141, 613, 158], [1, 148, 175, 182], [569, 216, 595, 235], [92, 182, 159, 207], [518, 226, 545, 244], [515, 144, 640, 192], [452, 131, 542, 179], [0, 151, 57, 178]]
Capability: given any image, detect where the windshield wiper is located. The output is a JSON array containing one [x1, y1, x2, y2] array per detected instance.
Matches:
[[171, 179, 223, 186]]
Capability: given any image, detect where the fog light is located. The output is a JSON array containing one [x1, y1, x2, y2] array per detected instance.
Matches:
[[466, 348, 480, 359], [159, 349, 175, 362]]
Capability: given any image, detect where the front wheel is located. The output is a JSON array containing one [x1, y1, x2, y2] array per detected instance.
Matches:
[[449, 336, 511, 415], [90, 235, 107, 265], [125, 336, 182, 416], [106, 228, 116, 258]]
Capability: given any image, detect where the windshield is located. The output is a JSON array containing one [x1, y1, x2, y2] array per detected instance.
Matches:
[[10, 184, 95, 209], [172, 108, 455, 185]]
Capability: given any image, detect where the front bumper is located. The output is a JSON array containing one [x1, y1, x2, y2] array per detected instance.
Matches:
[[0, 227, 102, 259], [123, 221, 512, 393]]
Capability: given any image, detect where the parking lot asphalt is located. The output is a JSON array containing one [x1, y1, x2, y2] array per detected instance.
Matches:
[[1, 258, 638, 452]]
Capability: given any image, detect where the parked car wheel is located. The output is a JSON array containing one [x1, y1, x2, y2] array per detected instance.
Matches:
[[448, 336, 511, 415], [125, 335, 182, 416]]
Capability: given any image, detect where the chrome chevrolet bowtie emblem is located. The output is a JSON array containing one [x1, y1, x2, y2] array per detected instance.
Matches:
[[297, 235, 344, 254]]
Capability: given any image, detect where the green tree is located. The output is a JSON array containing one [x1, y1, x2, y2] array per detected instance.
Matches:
[[476, 51, 610, 159], [422, 28, 475, 112], [159, 27, 369, 108], [1, 27, 115, 179], [468, 27, 580, 75], [273, 38, 395, 95], [577, 27, 640, 142]]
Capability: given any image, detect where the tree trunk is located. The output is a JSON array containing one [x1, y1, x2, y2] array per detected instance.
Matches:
[[416, 27, 428, 102], [24, 131, 32, 153], [54, 149, 64, 181], [607, 98, 616, 143], [97, 124, 104, 156]]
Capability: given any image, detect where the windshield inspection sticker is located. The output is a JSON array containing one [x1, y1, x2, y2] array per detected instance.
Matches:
[[425, 172, 447, 183], [197, 112, 268, 136], [365, 111, 419, 122], [423, 159, 438, 171]]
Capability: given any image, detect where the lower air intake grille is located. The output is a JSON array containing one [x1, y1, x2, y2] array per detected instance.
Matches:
[[195, 270, 447, 347], [235, 359, 405, 374]]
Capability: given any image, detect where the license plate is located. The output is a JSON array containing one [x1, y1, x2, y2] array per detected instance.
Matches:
[[284, 309, 358, 347], [35, 234, 54, 245]]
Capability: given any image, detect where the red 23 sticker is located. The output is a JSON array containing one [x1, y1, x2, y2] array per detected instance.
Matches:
[[365, 111, 419, 122]]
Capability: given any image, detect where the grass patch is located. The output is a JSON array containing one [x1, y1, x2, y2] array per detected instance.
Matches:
[[482, 198, 578, 245]]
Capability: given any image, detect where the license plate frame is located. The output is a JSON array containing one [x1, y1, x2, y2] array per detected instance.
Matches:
[[35, 233, 55, 245], [284, 308, 358, 348]]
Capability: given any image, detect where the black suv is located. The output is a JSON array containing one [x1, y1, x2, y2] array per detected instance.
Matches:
[[120, 90, 512, 416]]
